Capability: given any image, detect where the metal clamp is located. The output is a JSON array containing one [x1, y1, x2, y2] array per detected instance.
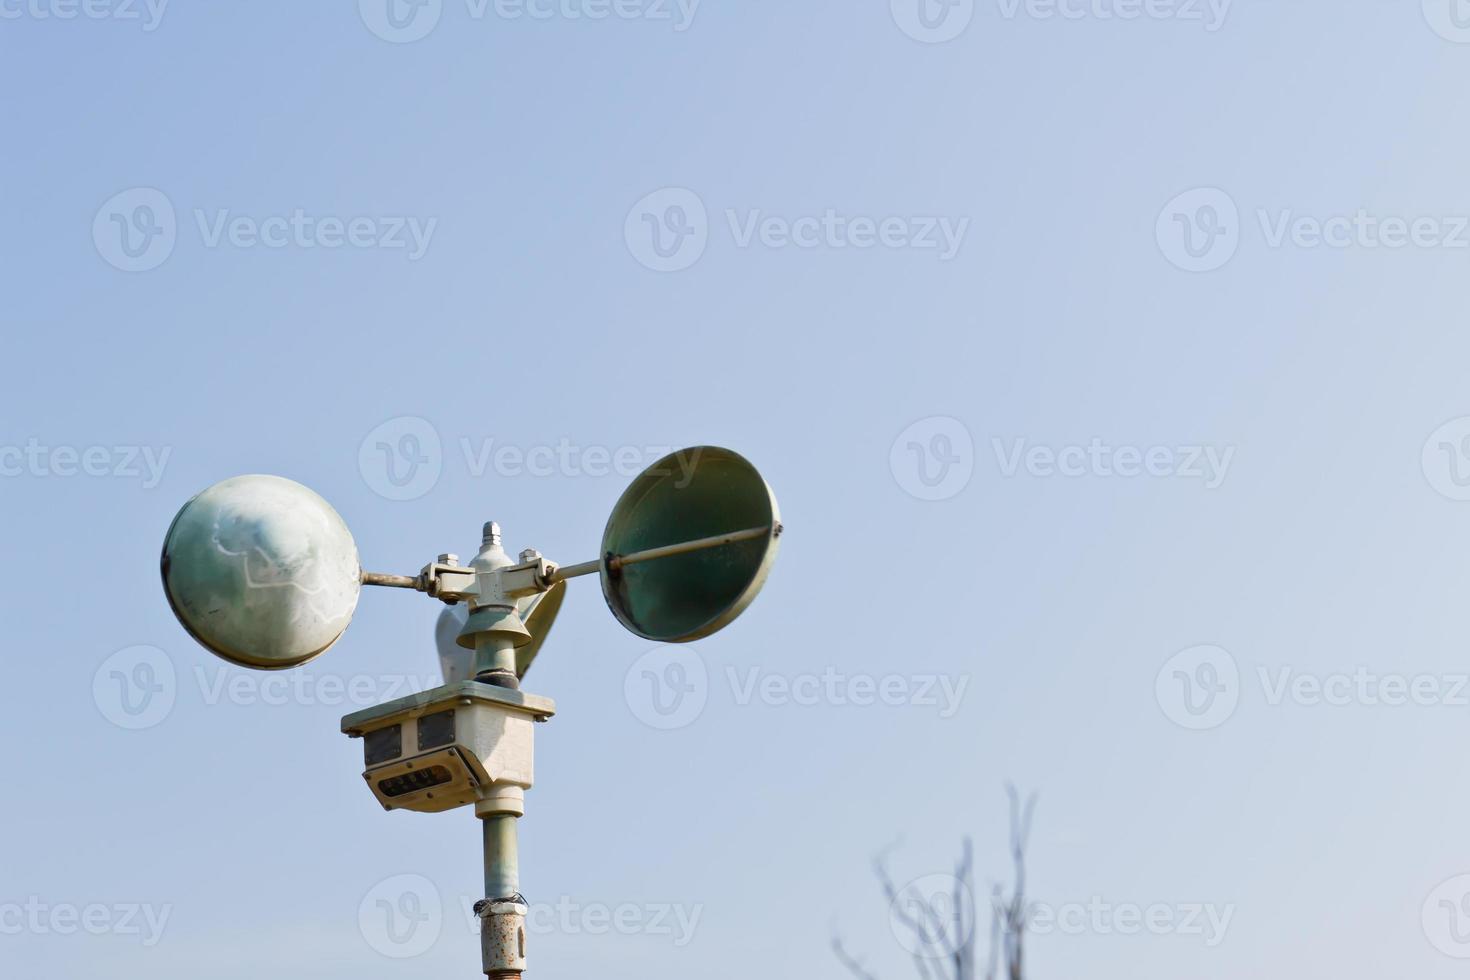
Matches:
[[475, 898, 529, 979]]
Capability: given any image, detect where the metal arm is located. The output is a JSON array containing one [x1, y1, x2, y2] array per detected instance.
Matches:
[[359, 524, 779, 594], [546, 524, 777, 582], [360, 571, 419, 589]]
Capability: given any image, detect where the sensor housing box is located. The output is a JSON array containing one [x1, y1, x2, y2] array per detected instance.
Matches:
[[341, 681, 555, 814]]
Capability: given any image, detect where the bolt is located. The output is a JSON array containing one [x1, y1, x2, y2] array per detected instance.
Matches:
[[519, 548, 540, 563], [439, 553, 460, 566], [483, 522, 502, 546]]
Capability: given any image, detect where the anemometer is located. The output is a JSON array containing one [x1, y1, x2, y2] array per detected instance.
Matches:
[[159, 446, 781, 978]]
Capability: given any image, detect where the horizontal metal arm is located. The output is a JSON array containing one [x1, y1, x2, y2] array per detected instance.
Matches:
[[548, 524, 777, 583], [360, 523, 780, 593], [361, 571, 421, 590]]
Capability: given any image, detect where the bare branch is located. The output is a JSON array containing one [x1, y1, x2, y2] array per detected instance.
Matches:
[[1001, 783, 1037, 980], [984, 886, 1002, 980], [837, 788, 1036, 980], [832, 935, 883, 980], [953, 838, 974, 980]]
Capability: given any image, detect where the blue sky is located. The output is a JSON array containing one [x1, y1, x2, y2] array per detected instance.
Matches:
[[7, 2, 1470, 977]]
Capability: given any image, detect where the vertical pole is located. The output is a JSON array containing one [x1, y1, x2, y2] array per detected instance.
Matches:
[[483, 814, 520, 900], [479, 809, 528, 977]]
